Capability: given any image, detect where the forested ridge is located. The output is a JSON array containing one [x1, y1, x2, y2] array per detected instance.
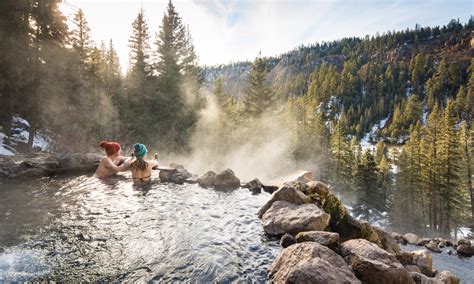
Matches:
[[0, 0, 473, 236]]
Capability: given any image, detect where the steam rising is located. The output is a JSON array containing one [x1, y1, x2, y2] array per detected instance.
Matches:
[[166, 93, 298, 182]]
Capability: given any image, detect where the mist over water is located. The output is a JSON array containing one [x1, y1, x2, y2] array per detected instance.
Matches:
[[167, 95, 299, 182]]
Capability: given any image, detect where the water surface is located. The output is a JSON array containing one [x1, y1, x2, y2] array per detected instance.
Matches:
[[0, 173, 279, 282]]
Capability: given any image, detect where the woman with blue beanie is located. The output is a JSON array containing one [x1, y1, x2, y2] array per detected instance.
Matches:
[[130, 143, 159, 183]]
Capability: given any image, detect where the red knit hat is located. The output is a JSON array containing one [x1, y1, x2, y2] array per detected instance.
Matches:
[[99, 141, 121, 156]]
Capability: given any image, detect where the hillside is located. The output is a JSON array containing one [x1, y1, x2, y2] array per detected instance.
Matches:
[[203, 18, 473, 142]]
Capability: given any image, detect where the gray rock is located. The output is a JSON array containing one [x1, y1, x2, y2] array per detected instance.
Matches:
[[269, 242, 360, 284], [410, 272, 443, 284], [425, 240, 442, 253], [281, 233, 296, 248], [340, 239, 414, 284], [405, 265, 422, 274], [405, 233, 421, 245], [295, 231, 339, 248], [258, 185, 310, 218], [391, 232, 408, 244], [213, 168, 240, 190], [373, 226, 401, 254], [244, 178, 263, 194], [185, 174, 199, 184], [262, 201, 330, 236], [412, 249, 435, 277], [197, 171, 216, 188], [159, 168, 178, 183], [59, 153, 102, 168], [456, 239, 471, 246], [435, 271, 460, 284], [456, 243, 474, 257], [304, 180, 329, 196]]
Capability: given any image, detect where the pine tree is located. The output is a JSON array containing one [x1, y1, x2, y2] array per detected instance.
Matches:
[[330, 115, 352, 191], [243, 56, 275, 117], [70, 9, 93, 66], [128, 8, 151, 77], [438, 100, 464, 234], [460, 121, 473, 220]]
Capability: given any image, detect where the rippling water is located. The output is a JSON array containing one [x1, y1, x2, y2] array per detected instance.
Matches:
[[0, 173, 280, 282]]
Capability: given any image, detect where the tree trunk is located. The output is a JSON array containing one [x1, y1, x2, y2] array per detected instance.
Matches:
[[27, 123, 36, 151]]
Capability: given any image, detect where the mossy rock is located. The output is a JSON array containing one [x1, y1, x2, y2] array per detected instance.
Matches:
[[321, 194, 348, 226]]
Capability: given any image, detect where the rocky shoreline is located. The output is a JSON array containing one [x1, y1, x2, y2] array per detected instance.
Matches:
[[1, 152, 472, 283]]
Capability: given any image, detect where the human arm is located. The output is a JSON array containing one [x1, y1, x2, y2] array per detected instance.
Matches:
[[104, 157, 128, 172]]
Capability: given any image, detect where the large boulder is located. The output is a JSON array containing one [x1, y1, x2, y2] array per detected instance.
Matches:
[[412, 249, 435, 277], [58, 153, 102, 168], [405, 233, 422, 245], [262, 170, 313, 193], [197, 171, 216, 188], [340, 239, 414, 284], [373, 226, 401, 254], [262, 201, 330, 236], [410, 272, 442, 284], [158, 167, 178, 183], [268, 242, 360, 284], [391, 232, 408, 244], [303, 180, 329, 197], [295, 231, 339, 248], [456, 243, 474, 257], [213, 169, 240, 190], [258, 185, 310, 218]]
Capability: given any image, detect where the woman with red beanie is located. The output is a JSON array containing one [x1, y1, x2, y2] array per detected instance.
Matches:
[[95, 141, 132, 178]]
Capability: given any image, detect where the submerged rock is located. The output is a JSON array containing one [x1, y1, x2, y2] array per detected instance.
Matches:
[[340, 238, 414, 284], [213, 169, 240, 190], [197, 171, 216, 188], [262, 201, 330, 236], [268, 242, 360, 284], [295, 231, 339, 248], [258, 185, 310, 218]]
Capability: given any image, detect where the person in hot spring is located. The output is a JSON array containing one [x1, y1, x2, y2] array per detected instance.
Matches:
[[95, 141, 132, 178], [129, 143, 159, 183]]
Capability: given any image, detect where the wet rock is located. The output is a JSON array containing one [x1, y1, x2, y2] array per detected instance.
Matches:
[[295, 231, 339, 248], [197, 171, 216, 188], [340, 239, 414, 284], [405, 265, 422, 274], [262, 170, 313, 193], [329, 213, 383, 248], [405, 233, 421, 245], [257, 185, 310, 218], [304, 180, 329, 196], [262, 201, 330, 236], [435, 271, 460, 284], [281, 233, 296, 248], [410, 272, 442, 284], [213, 169, 240, 190], [456, 239, 471, 246], [268, 242, 360, 284], [58, 153, 102, 168], [158, 167, 178, 183], [184, 174, 199, 184], [244, 178, 263, 194], [418, 238, 431, 246], [425, 240, 442, 253], [18, 167, 48, 177], [456, 243, 474, 257], [373, 226, 400, 254], [412, 249, 435, 277], [391, 232, 408, 244]]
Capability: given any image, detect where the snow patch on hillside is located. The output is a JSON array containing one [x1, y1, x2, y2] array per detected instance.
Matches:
[[360, 116, 389, 151]]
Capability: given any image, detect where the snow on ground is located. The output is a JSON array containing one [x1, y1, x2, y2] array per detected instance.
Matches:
[[0, 132, 16, 156], [0, 116, 52, 156], [360, 115, 390, 152]]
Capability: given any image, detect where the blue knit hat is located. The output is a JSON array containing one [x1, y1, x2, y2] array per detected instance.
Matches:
[[133, 143, 148, 159]]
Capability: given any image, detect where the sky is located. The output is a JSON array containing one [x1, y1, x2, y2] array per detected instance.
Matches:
[[60, 0, 473, 73]]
